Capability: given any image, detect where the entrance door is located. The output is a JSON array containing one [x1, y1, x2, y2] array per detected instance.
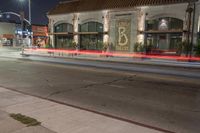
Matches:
[[158, 34, 169, 50]]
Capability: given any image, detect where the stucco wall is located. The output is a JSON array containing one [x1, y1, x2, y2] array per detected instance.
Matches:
[[0, 22, 16, 35], [48, 2, 199, 51]]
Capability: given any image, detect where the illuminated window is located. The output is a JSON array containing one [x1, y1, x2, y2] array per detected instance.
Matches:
[[54, 23, 73, 49], [80, 22, 103, 50]]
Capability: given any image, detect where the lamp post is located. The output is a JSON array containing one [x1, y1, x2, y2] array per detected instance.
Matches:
[[186, 0, 197, 57], [186, 3, 193, 57], [28, 0, 31, 24], [19, 0, 31, 23], [19, 0, 32, 47]]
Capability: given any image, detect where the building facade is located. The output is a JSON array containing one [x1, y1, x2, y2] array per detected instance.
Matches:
[[32, 25, 48, 47], [48, 0, 200, 55], [0, 22, 16, 46]]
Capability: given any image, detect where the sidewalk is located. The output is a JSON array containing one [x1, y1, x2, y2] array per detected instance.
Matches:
[[23, 48, 200, 69], [0, 87, 163, 133], [0, 109, 55, 133], [0, 47, 200, 69]]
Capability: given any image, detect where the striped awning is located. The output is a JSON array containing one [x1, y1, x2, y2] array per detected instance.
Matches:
[[48, 0, 195, 15]]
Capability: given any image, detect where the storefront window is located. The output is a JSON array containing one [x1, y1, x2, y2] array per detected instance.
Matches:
[[170, 18, 183, 30], [97, 23, 103, 32], [146, 20, 159, 31], [80, 23, 88, 32], [80, 22, 103, 50], [55, 23, 73, 33], [146, 17, 183, 31], [80, 22, 103, 32], [145, 17, 183, 54], [54, 23, 73, 49], [88, 22, 97, 32]]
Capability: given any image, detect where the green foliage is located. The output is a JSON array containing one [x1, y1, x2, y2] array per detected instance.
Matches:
[[97, 41, 103, 50], [10, 113, 41, 127], [45, 44, 51, 48], [194, 40, 200, 56], [72, 41, 78, 49], [134, 42, 145, 52], [176, 41, 191, 55], [103, 42, 109, 51]]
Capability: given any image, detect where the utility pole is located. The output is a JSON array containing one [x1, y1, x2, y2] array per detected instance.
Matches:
[[190, 2, 196, 57], [29, 0, 31, 24], [19, 0, 32, 47], [186, 0, 197, 57], [20, 11, 25, 45], [29, 0, 32, 47], [186, 2, 194, 57]]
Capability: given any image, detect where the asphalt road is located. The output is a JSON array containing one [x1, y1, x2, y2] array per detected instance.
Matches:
[[0, 48, 200, 133]]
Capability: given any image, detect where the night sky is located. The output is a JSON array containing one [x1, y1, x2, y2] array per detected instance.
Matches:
[[0, 0, 61, 25]]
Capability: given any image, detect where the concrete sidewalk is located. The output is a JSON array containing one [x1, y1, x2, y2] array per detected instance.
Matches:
[[1, 47, 200, 69], [0, 110, 55, 133], [0, 87, 163, 133]]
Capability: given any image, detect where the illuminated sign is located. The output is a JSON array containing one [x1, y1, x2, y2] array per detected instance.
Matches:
[[116, 19, 131, 51]]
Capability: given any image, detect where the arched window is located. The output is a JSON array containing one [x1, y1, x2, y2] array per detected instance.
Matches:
[[80, 21, 103, 50], [54, 23, 73, 49], [80, 22, 103, 32], [54, 23, 73, 33], [145, 17, 183, 52], [146, 17, 183, 31]]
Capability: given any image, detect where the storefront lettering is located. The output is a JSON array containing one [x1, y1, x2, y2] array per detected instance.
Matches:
[[118, 27, 128, 46], [116, 45, 128, 51], [115, 19, 131, 51]]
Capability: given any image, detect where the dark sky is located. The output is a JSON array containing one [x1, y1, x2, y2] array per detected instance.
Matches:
[[0, 0, 60, 25]]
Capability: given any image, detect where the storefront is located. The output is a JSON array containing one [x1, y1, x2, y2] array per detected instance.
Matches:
[[79, 21, 103, 50], [32, 25, 48, 47], [0, 22, 16, 46], [48, 0, 200, 54], [145, 17, 183, 53], [54, 23, 73, 49]]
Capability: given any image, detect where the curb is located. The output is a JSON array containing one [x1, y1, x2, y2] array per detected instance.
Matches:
[[22, 53, 200, 70]]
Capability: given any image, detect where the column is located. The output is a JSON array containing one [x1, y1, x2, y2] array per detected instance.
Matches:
[[49, 19, 55, 48], [137, 11, 145, 44], [73, 13, 79, 45], [103, 11, 109, 44]]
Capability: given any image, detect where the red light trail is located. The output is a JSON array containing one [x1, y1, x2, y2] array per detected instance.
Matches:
[[24, 48, 200, 62]]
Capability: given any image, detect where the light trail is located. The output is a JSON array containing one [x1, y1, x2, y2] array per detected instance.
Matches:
[[24, 48, 200, 62]]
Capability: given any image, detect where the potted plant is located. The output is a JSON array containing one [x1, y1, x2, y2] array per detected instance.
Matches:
[[134, 42, 144, 52], [194, 40, 200, 57]]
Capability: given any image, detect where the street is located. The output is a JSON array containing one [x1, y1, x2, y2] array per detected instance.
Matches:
[[1, 0, 200, 132], [0, 51, 199, 133]]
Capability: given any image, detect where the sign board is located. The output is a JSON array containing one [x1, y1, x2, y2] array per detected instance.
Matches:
[[32, 25, 48, 33], [32, 25, 48, 37], [115, 19, 131, 51]]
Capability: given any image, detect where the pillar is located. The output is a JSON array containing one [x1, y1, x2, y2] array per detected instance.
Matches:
[[103, 11, 109, 44]]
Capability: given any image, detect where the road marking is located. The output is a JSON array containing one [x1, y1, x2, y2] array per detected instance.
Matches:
[[107, 84, 125, 88], [83, 80, 97, 84]]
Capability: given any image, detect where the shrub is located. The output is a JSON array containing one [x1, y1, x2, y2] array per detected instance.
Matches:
[[134, 42, 144, 52], [176, 41, 190, 55], [194, 40, 200, 56]]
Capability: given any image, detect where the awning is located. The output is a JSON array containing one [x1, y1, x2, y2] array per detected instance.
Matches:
[[139, 30, 183, 34], [48, 32, 108, 35], [2, 34, 15, 39]]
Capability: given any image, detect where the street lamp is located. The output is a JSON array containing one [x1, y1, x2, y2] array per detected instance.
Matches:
[[0, 11, 2, 18], [186, 1, 196, 57], [19, 0, 31, 24], [19, 0, 32, 46]]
